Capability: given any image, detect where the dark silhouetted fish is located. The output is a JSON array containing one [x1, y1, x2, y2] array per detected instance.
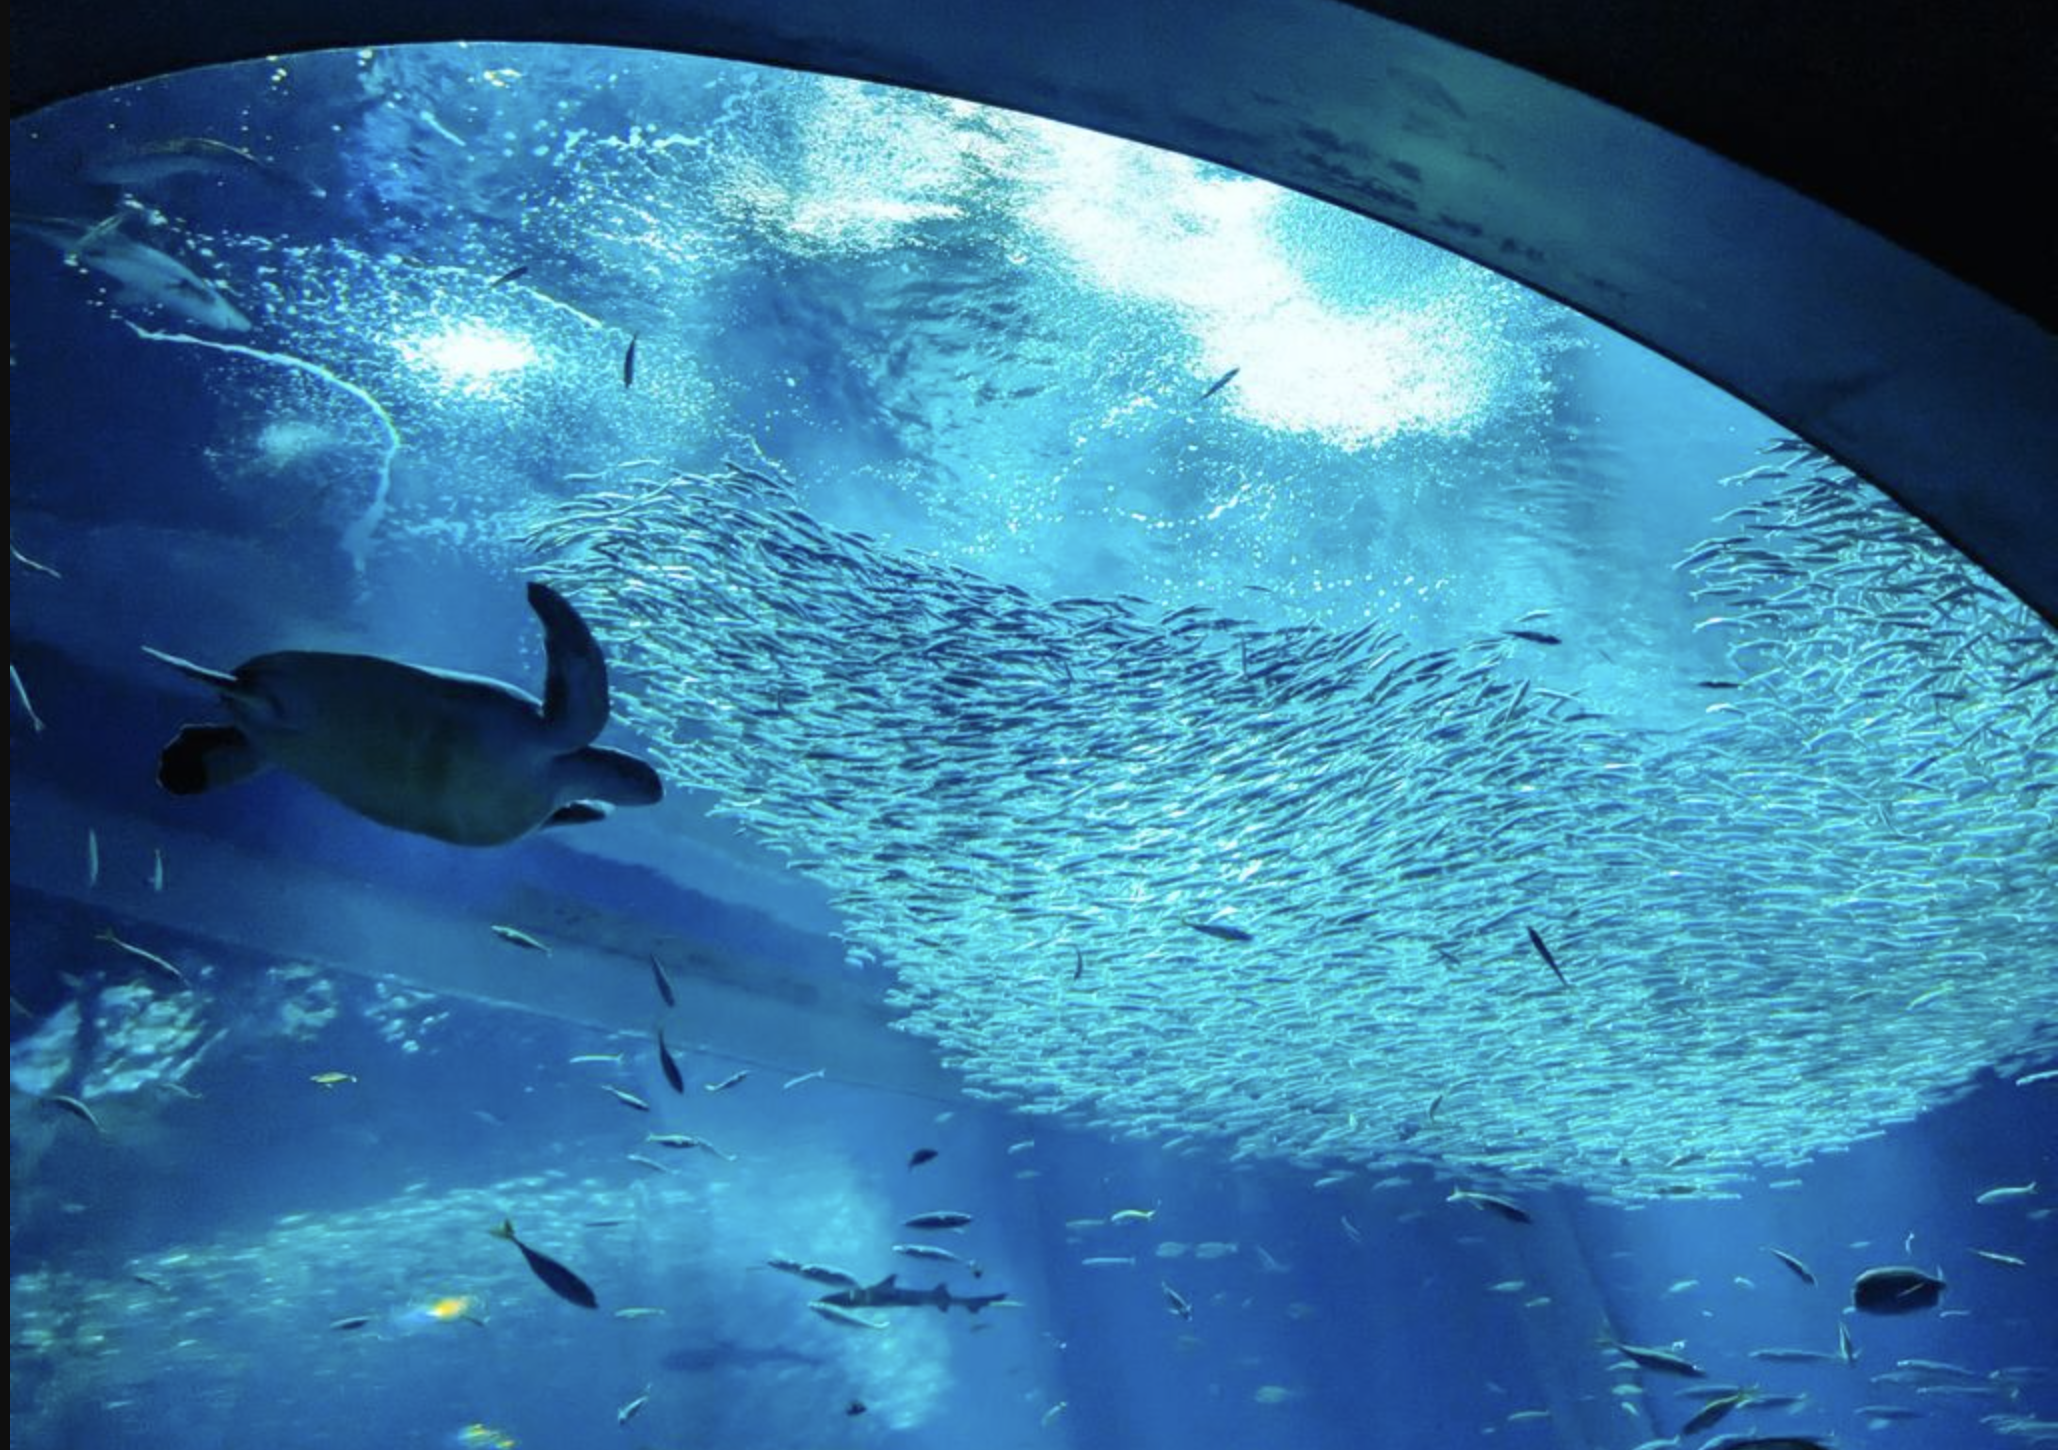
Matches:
[[1764, 1246, 1816, 1285], [490, 1219, 597, 1308], [46, 1093, 103, 1132], [657, 1026, 684, 1095], [1449, 1187, 1532, 1223], [15, 213, 253, 332], [903, 1210, 974, 1230], [815, 1274, 1010, 1315], [1851, 1265, 1945, 1315], [1681, 1389, 1754, 1435], [1607, 1340, 1705, 1377], [82, 137, 325, 199], [1525, 926, 1570, 989]]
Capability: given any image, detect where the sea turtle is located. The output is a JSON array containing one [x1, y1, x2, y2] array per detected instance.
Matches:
[[147, 581, 662, 845]]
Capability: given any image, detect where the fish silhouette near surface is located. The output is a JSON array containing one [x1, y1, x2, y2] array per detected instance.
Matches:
[[13, 211, 252, 332]]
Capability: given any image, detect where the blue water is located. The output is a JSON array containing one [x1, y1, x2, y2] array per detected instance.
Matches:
[[11, 42, 2056, 1450]]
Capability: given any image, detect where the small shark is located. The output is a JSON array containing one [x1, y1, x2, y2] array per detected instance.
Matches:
[[815, 1274, 1011, 1315], [12, 212, 251, 332]]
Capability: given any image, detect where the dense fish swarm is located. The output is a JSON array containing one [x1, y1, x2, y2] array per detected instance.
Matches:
[[529, 452, 2057, 1199], [10, 1158, 947, 1447]]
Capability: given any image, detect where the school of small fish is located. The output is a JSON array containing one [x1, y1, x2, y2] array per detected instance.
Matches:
[[9, 1153, 959, 1437], [524, 448, 2056, 1199]]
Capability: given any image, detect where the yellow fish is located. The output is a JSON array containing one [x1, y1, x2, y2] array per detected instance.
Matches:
[[310, 1072, 358, 1088], [424, 1294, 486, 1326]]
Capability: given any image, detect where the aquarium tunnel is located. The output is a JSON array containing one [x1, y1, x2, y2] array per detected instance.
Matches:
[[9, 7, 2056, 1450]]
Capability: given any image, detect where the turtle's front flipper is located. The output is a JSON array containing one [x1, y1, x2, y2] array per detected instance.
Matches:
[[158, 724, 270, 794], [556, 745, 662, 807], [528, 582, 609, 747]]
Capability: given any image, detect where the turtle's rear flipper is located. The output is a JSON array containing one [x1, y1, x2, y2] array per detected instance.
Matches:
[[557, 745, 663, 807], [158, 724, 268, 794]]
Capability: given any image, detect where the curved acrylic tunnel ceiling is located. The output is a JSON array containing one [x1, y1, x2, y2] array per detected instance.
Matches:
[[11, 0, 2055, 626]]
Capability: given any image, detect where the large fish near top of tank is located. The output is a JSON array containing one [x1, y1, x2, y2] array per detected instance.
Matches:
[[11, 212, 252, 332]]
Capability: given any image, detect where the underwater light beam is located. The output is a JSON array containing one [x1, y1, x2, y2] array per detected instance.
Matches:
[[394, 321, 540, 398], [1019, 124, 1498, 448]]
